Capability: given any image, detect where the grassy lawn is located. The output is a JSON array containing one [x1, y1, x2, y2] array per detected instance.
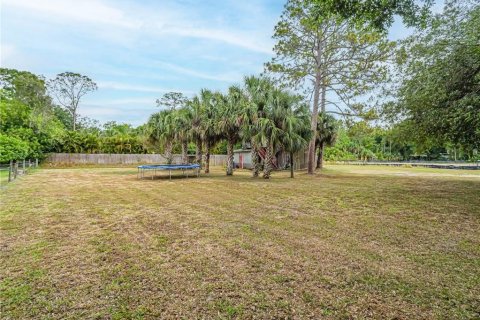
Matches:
[[1, 166, 479, 319], [0, 169, 10, 186]]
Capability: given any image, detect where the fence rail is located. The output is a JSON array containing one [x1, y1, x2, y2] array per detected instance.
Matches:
[[45, 153, 228, 166], [0, 159, 39, 185]]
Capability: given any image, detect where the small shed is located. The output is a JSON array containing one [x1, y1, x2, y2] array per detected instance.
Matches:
[[234, 149, 252, 169]]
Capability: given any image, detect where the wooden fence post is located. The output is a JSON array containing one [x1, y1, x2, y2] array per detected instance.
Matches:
[[8, 160, 12, 182], [36, 159, 38, 167], [23, 159, 26, 174]]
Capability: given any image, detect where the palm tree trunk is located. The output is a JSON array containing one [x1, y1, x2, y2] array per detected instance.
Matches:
[[290, 151, 294, 178], [316, 144, 321, 169], [204, 140, 211, 174], [181, 140, 188, 164], [226, 138, 234, 176], [165, 141, 173, 164], [251, 141, 260, 178], [318, 141, 325, 169], [263, 144, 273, 179], [195, 137, 202, 168]]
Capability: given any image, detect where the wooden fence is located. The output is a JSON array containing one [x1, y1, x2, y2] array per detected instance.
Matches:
[[45, 153, 228, 166]]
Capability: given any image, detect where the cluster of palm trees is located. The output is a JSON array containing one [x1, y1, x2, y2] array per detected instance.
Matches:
[[146, 76, 334, 179]]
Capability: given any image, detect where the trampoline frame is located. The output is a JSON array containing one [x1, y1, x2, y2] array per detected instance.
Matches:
[[137, 164, 200, 180]]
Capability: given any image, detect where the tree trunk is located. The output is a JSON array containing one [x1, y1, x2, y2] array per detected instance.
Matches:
[[316, 144, 321, 169], [226, 138, 234, 176], [290, 151, 294, 178], [307, 79, 321, 174], [319, 141, 325, 169], [251, 141, 260, 178], [317, 80, 327, 170], [308, 35, 325, 174], [72, 111, 76, 131], [263, 144, 274, 179], [195, 137, 202, 168], [307, 45, 323, 174], [181, 140, 188, 164], [165, 141, 173, 164], [204, 140, 211, 173]]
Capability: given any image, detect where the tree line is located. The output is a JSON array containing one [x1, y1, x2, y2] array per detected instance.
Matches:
[[1, 0, 478, 174], [0, 68, 147, 162], [146, 77, 314, 178]]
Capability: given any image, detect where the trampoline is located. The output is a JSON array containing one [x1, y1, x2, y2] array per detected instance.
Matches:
[[137, 164, 200, 180]]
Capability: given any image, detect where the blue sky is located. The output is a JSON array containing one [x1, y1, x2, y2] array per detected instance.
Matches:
[[1, 0, 443, 126]]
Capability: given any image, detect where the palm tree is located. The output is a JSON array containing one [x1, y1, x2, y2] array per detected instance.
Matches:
[[198, 89, 219, 174], [250, 87, 311, 179], [315, 113, 337, 169], [146, 109, 176, 164], [189, 96, 204, 167], [243, 75, 272, 177], [216, 86, 248, 176], [282, 103, 311, 178], [251, 88, 288, 179], [173, 106, 192, 164]]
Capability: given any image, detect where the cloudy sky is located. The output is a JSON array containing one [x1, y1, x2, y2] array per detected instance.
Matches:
[[1, 0, 443, 126]]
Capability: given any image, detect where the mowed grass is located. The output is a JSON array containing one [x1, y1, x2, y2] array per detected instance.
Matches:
[[0, 169, 10, 186], [1, 166, 479, 319]]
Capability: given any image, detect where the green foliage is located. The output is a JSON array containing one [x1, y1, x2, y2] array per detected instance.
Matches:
[[385, 2, 480, 158], [100, 122, 146, 154], [307, 0, 433, 30], [0, 69, 65, 159], [322, 120, 466, 162], [316, 113, 338, 147], [0, 134, 29, 162], [266, 0, 394, 118], [54, 122, 146, 154], [146, 110, 176, 147], [211, 140, 227, 154], [48, 72, 97, 131], [156, 92, 188, 110]]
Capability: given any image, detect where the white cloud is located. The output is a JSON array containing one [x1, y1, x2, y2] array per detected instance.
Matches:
[[158, 26, 272, 54], [1, 0, 279, 125], [2, 0, 273, 54], [93, 98, 156, 106], [97, 81, 195, 95], [153, 61, 239, 82], [2, 0, 141, 29]]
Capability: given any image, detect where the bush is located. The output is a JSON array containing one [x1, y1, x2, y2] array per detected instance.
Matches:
[[0, 134, 29, 163]]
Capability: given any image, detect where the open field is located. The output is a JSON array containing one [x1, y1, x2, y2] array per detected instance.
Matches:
[[1, 165, 479, 319]]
